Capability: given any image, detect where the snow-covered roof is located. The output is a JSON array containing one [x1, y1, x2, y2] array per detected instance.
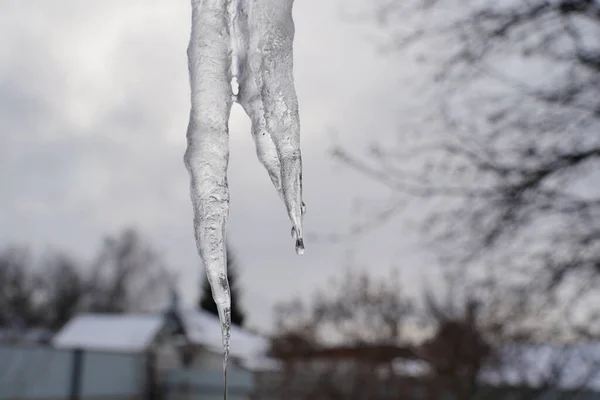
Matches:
[[176, 308, 278, 371], [53, 314, 164, 353], [480, 343, 600, 391], [52, 310, 277, 370]]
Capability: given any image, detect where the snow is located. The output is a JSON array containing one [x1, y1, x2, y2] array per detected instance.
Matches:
[[177, 308, 279, 371], [480, 343, 600, 390], [52, 314, 164, 353], [392, 359, 431, 377], [51, 310, 277, 371]]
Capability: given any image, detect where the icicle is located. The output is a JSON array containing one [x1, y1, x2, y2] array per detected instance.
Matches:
[[185, 0, 304, 397], [185, 0, 233, 398], [236, 0, 306, 252]]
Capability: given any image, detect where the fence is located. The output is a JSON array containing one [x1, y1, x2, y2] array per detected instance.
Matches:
[[4, 344, 599, 400], [0, 344, 150, 400], [0, 344, 256, 400], [162, 368, 254, 400]]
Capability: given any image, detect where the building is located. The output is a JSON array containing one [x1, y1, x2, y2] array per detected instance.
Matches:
[[258, 339, 600, 400], [52, 294, 276, 372], [0, 293, 276, 400]]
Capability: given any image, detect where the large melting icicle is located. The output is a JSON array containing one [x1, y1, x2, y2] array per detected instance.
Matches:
[[236, 0, 305, 254], [184, 0, 233, 397], [235, 2, 286, 211], [185, 0, 304, 397]]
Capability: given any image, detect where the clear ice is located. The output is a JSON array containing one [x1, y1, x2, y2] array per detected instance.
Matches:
[[235, 0, 306, 254], [184, 0, 304, 396]]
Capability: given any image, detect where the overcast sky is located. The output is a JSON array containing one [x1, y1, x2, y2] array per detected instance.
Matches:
[[0, 0, 440, 331]]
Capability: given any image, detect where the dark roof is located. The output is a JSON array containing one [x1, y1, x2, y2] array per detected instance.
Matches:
[[273, 344, 418, 363]]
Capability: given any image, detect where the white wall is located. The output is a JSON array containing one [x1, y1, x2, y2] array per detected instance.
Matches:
[[189, 348, 224, 370], [154, 341, 181, 371]]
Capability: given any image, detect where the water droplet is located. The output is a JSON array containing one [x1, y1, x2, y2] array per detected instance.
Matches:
[[295, 238, 305, 255], [231, 77, 239, 96]]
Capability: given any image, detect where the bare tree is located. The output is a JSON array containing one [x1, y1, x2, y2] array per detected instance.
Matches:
[[334, 0, 600, 341], [273, 268, 412, 347], [261, 265, 600, 399], [0, 227, 174, 332], [85, 228, 174, 313], [0, 247, 43, 329], [261, 268, 416, 400], [37, 252, 86, 331], [416, 267, 600, 400]]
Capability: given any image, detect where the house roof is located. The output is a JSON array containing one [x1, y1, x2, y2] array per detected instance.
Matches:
[[52, 309, 278, 370], [53, 314, 164, 353], [269, 343, 418, 363], [176, 308, 278, 370]]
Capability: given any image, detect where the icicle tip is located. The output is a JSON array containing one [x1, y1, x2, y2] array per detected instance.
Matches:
[[295, 238, 305, 255]]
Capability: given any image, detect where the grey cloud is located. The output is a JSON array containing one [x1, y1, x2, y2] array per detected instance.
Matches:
[[0, 0, 434, 330]]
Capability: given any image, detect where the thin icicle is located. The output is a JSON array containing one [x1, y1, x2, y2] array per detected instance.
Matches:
[[184, 0, 232, 397]]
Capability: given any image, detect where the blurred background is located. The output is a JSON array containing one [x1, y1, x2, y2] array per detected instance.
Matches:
[[1, 0, 599, 399]]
